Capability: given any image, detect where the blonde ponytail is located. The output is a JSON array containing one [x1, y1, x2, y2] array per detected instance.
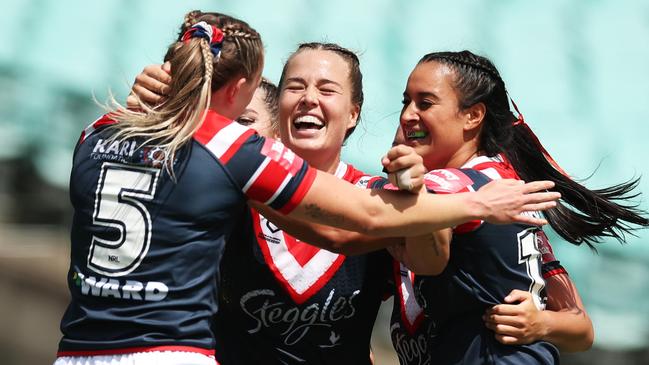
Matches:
[[105, 11, 263, 179]]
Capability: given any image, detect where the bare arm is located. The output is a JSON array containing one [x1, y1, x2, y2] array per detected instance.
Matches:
[[388, 229, 452, 275], [484, 275, 593, 352], [249, 201, 403, 255], [129, 66, 560, 237], [288, 169, 559, 237]]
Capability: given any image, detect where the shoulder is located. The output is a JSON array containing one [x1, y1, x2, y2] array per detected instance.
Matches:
[[461, 154, 519, 180], [423, 168, 491, 194], [78, 113, 118, 145]]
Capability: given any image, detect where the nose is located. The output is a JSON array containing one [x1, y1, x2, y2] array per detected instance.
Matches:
[[400, 101, 419, 126], [301, 85, 319, 108]]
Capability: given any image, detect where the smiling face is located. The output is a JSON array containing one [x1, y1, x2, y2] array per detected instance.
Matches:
[[278, 49, 359, 170], [400, 61, 482, 170]]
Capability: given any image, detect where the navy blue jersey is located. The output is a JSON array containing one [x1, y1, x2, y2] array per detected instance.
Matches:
[[411, 156, 560, 364], [58, 112, 316, 356], [390, 247, 565, 365], [213, 162, 392, 364], [389, 261, 431, 365]]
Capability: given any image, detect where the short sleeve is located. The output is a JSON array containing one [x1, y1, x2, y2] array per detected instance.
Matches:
[[221, 134, 317, 214], [537, 230, 568, 278]]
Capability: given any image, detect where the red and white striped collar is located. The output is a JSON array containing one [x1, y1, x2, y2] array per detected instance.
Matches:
[[460, 153, 505, 169]]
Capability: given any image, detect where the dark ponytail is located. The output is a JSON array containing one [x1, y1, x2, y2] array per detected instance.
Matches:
[[419, 50, 649, 248]]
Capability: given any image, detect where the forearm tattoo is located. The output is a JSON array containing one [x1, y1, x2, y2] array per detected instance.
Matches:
[[304, 203, 347, 227]]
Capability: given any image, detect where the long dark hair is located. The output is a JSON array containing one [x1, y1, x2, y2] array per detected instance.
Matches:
[[418, 50, 648, 248]]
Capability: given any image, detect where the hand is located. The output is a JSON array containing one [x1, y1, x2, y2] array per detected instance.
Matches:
[[483, 289, 549, 345], [475, 179, 559, 226], [381, 145, 426, 193], [126, 62, 172, 109]]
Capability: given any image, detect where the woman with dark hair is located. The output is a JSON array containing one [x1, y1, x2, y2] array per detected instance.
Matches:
[[390, 50, 648, 364]]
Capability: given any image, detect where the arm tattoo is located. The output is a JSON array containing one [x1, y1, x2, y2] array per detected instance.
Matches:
[[304, 203, 347, 227]]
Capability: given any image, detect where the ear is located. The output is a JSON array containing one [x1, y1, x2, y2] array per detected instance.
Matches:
[[346, 103, 361, 130], [463, 102, 485, 131], [225, 77, 248, 104]]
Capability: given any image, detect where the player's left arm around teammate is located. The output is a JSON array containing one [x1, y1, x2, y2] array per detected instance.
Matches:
[[483, 274, 593, 352]]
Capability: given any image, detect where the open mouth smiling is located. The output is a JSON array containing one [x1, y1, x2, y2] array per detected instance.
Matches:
[[293, 115, 325, 130]]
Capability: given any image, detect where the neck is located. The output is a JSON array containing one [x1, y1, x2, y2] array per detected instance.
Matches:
[[210, 91, 237, 120], [299, 148, 342, 174], [431, 143, 481, 171]]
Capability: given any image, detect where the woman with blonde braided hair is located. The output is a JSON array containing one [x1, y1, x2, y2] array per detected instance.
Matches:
[[55, 11, 561, 365]]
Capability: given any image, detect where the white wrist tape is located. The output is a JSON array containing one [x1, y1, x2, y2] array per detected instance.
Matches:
[[388, 169, 414, 191]]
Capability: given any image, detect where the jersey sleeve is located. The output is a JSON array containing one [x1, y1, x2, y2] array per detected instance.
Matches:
[[536, 230, 568, 279], [222, 134, 317, 214], [422, 168, 484, 233]]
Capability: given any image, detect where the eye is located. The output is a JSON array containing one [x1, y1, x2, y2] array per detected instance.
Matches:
[[418, 100, 433, 110], [319, 86, 340, 95], [284, 83, 305, 92], [236, 116, 256, 126]]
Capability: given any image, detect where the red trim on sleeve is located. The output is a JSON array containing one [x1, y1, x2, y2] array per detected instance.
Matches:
[[245, 160, 294, 202], [543, 267, 568, 279], [219, 128, 256, 164], [57, 345, 215, 357], [79, 114, 119, 144], [278, 167, 317, 214]]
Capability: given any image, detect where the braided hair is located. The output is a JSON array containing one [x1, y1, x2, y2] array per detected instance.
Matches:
[[419, 50, 649, 248], [108, 10, 263, 178]]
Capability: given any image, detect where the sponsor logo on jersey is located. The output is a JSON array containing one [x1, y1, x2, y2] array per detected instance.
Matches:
[[423, 168, 473, 193], [261, 139, 303, 176], [240, 288, 359, 347], [391, 323, 430, 365], [72, 270, 168, 301], [91, 139, 138, 163]]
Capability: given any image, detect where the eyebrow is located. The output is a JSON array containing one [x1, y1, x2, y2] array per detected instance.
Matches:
[[403, 91, 440, 101], [417, 91, 440, 101], [284, 77, 343, 88], [242, 108, 259, 115]]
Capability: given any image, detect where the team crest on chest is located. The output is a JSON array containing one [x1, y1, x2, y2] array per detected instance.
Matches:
[[252, 209, 346, 304]]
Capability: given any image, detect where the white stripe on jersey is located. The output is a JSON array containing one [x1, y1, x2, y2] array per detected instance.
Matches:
[[334, 161, 348, 178], [204, 121, 250, 159], [259, 218, 340, 295], [398, 263, 423, 325], [264, 174, 292, 205], [461, 154, 504, 169], [481, 167, 503, 180], [55, 351, 217, 365], [242, 157, 271, 193]]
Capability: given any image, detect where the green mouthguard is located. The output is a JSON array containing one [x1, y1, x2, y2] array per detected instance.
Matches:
[[407, 131, 427, 138]]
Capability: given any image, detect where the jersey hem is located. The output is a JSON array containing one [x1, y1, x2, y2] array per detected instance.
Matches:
[[56, 345, 215, 358]]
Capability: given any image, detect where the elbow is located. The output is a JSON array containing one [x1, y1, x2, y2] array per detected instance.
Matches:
[[579, 322, 595, 352], [576, 316, 595, 352], [561, 318, 595, 353], [358, 209, 388, 236]]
